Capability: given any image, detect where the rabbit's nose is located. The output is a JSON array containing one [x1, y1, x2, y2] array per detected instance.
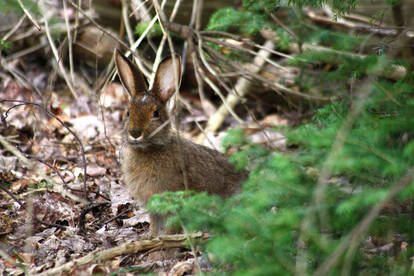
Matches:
[[129, 129, 142, 139]]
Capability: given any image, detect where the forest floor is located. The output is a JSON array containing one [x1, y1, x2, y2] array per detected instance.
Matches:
[[4, 0, 411, 274], [0, 57, 286, 275]]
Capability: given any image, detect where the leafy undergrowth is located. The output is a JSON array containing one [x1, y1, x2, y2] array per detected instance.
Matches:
[[2, 0, 414, 275], [148, 80, 414, 275], [0, 72, 285, 274]]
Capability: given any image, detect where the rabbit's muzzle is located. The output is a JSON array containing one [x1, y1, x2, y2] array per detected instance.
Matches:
[[127, 129, 144, 145], [128, 128, 143, 140], [125, 118, 168, 149]]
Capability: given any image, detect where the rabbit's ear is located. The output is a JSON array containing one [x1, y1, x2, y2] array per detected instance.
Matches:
[[114, 49, 148, 97], [152, 54, 182, 102]]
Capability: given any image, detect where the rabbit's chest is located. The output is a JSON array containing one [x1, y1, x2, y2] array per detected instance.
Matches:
[[122, 147, 184, 203]]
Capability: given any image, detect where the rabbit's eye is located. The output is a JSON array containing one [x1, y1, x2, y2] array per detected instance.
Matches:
[[153, 109, 159, 118]]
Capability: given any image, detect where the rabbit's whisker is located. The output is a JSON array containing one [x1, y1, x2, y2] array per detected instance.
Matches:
[[148, 118, 171, 139]]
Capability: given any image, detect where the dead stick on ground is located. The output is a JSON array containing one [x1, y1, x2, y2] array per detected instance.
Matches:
[[34, 232, 207, 276], [197, 40, 274, 142]]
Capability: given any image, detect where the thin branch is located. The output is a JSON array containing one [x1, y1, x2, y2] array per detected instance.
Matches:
[[43, 15, 78, 99], [306, 8, 400, 36], [0, 183, 25, 207], [149, 0, 183, 87], [199, 40, 274, 138], [268, 9, 298, 40], [16, 0, 40, 30], [129, 0, 151, 20], [184, 38, 219, 150], [161, 23, 331, 100], [73, 0, 81, 42], [200, 30, 292, 59], [35, 158, 67, 187], [195, 44, 244, 124], [122, 0, 135, 48], [3, 42, 47, 62], [67, 0, 151, 77], [63, 0, 75, 83], [1, 14, 27, 41], [202, 36, 288, 72]]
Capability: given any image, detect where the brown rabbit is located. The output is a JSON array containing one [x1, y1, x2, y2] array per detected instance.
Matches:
[[114, 49, 247, 236]]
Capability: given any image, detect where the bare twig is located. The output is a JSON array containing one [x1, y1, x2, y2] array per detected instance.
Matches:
[[130, 0, 151, 21], [120, 0, 168, 79], [16, 0, 41, 31], [63, 0, 75, 83], [202, 36, 287, 72], [43, 15, 78, 99], [73, 0, 81, 42], [200, 30, 292, 59], [306, 9, 399, 36], [1, 14, 27, 41], [268, 9, 298, 40], [186, 39, 218, 150], [196, 44, 244, 124], [149, 0, 183, 86], [35, 158, 67, 187], [161, 23, 332, 99], [122, 0, 135, 48], [202, 33, 293, 60], [180, 0, 203, 75], [3, 42, 47, 62], [0, 183, 25, 207], [0, 59, 43, 97], [67, 0, 151, 77], [198, 40, 274, 139]]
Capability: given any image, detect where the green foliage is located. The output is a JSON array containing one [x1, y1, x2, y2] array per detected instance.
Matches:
[[135, 22, 163, 37], [242, 0, 358, 14], [149, 80, 414, 274], [205, 1, 362, 63], [307, 29, 363, 51], [0, 0, 39, 15], [148, 191, 225, 232], [0, 39, 12, 50], [206, 8, 266, 35], [288, 50, 403, 85], [147, 0, 414, 274]]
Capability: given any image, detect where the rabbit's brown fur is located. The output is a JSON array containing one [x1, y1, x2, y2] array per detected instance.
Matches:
[[114, 49, 247, 236]]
